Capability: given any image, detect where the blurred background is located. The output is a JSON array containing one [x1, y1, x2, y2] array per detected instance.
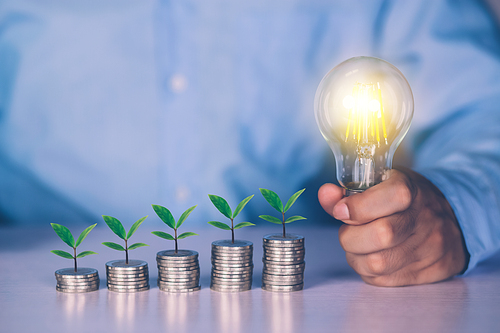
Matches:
[[1, 0, 499, 228]]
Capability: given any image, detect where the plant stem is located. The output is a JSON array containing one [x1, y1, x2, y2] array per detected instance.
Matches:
[[73, 247, 77, 272], [231, 218, 234, 244], [282, 212, 286, 238], [125, 239, 129, 264], [175, 228, 178, 253]]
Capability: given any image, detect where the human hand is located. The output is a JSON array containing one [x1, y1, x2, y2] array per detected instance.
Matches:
[[318, 169, 469, 286]]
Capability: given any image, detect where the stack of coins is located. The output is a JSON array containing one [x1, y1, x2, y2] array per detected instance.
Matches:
[[211, 240, 253, 292], [262, 233, 305, 292], [106, 260, 150, 292], [55, 267, 100, 293], [157, 250, 200, 292]]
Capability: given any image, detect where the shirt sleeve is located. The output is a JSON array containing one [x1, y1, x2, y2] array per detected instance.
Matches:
[[375, 0, 500, 273]]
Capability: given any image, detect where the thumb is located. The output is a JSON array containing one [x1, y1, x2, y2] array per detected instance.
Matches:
[[318, 183, 345, 218]]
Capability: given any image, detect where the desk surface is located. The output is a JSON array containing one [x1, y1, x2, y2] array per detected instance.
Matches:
[[1, 224, 499, 333]]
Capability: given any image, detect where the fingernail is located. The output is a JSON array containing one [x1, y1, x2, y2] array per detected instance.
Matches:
[[333, 203, 350, 220]]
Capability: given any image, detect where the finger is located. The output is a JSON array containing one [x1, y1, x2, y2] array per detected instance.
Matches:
[[338, 212, 416, 254], [332, 170, 416, 224], [318, 183, 345, 218]]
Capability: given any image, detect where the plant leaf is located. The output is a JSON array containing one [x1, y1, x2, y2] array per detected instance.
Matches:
[[151, 231, 175, 240], [152, 205, 176, 229], [51, 250, 74, 259], [259, 188, 283, 213], [208, 194, 232, 219], [176, 205, 197, 229], [102, 215, 126, 240], [127, 216, 148, 239], [177, 232, 198, 239], [102, 242, 125, 251], [76, 251, 98, 258], [284, 215, 307, 223], [283, 188, 306, 213], [259, 215, 282, 224], [232, 195, 254, 219], [50, 223, 75, 248], [208, 221, 231, 230], [234, 222, 255, 229], [75, 223, 97, 248], [128, 242, 149, 250]]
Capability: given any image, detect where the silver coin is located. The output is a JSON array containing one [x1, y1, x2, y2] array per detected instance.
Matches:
[[210, 283, 253, 290], [211, 277, 252, 284], [56, 285, 99, 293], [159, 285, 201, 293], [157, 263, 199, 269], [211, 261, 253, 267], [108, 285, 150, 293], [212, 239, 253, 249], [211, 272, 253, 279], [157, 261, 199, 268], [106, 275, 149, 282], [57, 279, 100, 286], [106, 272, 149, 279], [264, 261, 305, 268], [157, 280, 199, 286], [158, 276, 199, 283], [56, 276, 100, 283], [261, 282, 303, 292], [57, 283, 100, 290], [263, 233, 304, 243], [107, 282, 149, 289], [211, 259, 253, 265], [158, 270, 200, 277], [211, 255, 253, 261], [107, 279, 150, 286], [157, 249, 198, 260], [55, 267, 99, 278], [211, 267, 253, 274], [106, 260, 148, 271], [263, 270, 304, 277], [262, 274, 303, 282], [211, 249, 253, 256], [264, 249, 305, 255], [263, 255, 304, 261], [261, 279, 303, 286], [158, 274, 199, 281]]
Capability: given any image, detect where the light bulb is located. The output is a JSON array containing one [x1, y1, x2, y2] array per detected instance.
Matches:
[[314, 56, 414, 195]]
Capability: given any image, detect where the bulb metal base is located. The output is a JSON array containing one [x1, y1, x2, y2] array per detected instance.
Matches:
[[345, 189, 365, 197]]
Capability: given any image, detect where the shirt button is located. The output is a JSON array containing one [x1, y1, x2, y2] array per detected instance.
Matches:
[[175, 186, 191, 203], [170, 74, 188, 93]]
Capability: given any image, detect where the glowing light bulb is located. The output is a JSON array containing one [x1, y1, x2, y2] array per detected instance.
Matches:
[[314, 56, 413, 195]]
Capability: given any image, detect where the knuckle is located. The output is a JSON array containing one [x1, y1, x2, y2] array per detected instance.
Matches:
[[394, 179, 414, 210], [365, 252, 389, 276], [374, 221, 395, 249]]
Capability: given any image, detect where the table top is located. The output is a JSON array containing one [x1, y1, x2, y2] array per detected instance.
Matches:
[[1, 224, 499, 333]]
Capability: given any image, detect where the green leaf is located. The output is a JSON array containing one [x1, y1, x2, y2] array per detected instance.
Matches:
[[75, 223, 97, 248], [51, 250, 74, 259], [102, 215, 126, 240], [176, 205, 197, 229], [151, 231, 175, 240], [76, 251, 98, 258], [259, 215, 282, 224], [177, 232, 198, 239], [259, 188, 283, 213], [50, 223, 75, 248], [284, 215, 307, 223], [102, 242, 125, 251], [152, 205, 176, 229], [283, 188, 306, 213], [208, 221, 231, 230], [127, 216, 148, 239], [208, 194, 232, 219], [128, 242, 149, 250], [234, 222, 255, 229], [232, 195, 254, 219]]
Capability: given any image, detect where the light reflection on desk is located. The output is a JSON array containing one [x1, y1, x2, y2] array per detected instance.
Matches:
[[56, 288, 100, 329], [158, 289, 200, 333], [211, 290, 254, 333], [106, 288, 149, 332], [262, 290, 304, 333]]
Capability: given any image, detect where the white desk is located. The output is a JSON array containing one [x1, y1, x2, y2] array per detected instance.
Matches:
[[1, 224, 499, 333]]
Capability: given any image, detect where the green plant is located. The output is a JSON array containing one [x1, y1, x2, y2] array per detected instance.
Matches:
[[102, 215, 149, 264], [259, 188, 306, 237], [50, 223, 98, 272], [208, 194, 255, 243], [152, 205, 198, 253]]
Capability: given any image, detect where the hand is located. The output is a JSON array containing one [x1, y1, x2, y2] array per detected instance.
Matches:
[[318, 169, 469, 287]]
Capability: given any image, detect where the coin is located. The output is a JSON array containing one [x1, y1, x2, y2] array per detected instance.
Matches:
[[211, 255, 253, 262], [157, 260, 199, 267], [55, 267, 99, 278], [158, 276, 199, 283], [263, 249, 305, 256], [106, 276, 149, 282], [262, 275, 303, 284], [261, 282, 303, 292], [106, 260, 148, 271], [107, 279, 150, 287], [159, 285, 201, 292], [157, 249, 198, 260], [212, 239, 253, 249], [263, 233, 304, 243], [108, 285, 150, 293], [210, 284, 252, 292], [56, 276, 100, 283], [56, 285, 99, 293], [57, 279, 100, 286]]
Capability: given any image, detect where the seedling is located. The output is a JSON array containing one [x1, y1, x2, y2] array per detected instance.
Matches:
[[152, 205, 198, 253], [50, 223, 98, 272], [259, 188, 306, 237], [101, 215, 149, 264], [208, 194, 255, 244]]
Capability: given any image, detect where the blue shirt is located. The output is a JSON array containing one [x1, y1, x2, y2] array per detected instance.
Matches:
[[0, 0, 499, 273]]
